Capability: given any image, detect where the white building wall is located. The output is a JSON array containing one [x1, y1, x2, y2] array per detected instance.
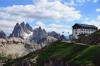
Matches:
[[72, 28, 97, 39], [72, 28, 81, 39]]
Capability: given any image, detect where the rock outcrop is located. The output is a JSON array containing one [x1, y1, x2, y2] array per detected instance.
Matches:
[[0, 31, 6, 38]]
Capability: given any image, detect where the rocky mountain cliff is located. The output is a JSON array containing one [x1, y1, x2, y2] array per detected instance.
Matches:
[[0, 37, 44, 60], [9, 22, 33, 39], [30, 27, 48, 44], [0, 31, 6, 38]]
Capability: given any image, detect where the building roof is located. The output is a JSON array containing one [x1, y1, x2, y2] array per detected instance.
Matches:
[[73, 23, 98, 29]]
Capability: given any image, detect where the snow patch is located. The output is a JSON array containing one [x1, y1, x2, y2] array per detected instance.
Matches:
[[24, 32, 33, 39]]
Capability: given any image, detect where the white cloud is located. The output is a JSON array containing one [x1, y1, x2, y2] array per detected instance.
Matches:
[[1, 1, 81, 20], [34, 21, 72, 36], [82, 15, 100, 29], [0, 0, 81, 34], [34, 21, 46, 29], [0, 11, 25, 34], [93, 0, 98, 3], [96, 8, 100, 12], [65, 0, 98, 6]]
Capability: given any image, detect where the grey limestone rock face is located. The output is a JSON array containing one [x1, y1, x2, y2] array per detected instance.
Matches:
[[31, 27, 48, 44], [10, 22, 33, 38]]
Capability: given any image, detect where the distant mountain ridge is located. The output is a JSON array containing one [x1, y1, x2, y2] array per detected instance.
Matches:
[[0, 22, 66, 50], [48, 31, 66, 40], [9, 22, 66, 44]]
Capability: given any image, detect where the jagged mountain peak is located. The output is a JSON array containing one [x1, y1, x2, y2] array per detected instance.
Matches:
[[33, 27, 47, 34], [31, 27, 48, 44], [16, 23, 20, 26], [21, 22, 25, 25], [9, 22, 33, 38], [39, 26, 42, 29], [20, 22, 25, 28], [26, 23, 33, 31]]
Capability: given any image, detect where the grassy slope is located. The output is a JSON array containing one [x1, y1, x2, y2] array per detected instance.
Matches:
[[72, 45, 100, 66], [36, 41, 100, 66], [36, 42, 88, 66]]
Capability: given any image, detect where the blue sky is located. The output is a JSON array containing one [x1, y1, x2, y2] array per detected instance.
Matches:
[[0, 0, 100, 36]]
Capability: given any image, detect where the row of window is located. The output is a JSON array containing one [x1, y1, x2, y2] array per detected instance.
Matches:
[[74, 29, 96, 31], [81, 29, 95, 31], [75, 29, 96, 32], [75, 31, 95, 35]]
